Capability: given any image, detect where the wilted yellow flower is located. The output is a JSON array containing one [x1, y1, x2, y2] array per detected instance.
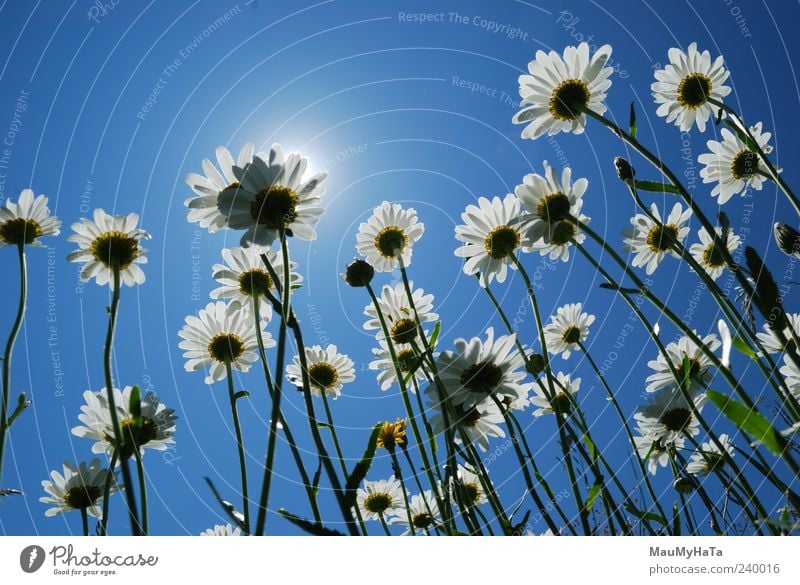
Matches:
[[376, 418, 407, 452]]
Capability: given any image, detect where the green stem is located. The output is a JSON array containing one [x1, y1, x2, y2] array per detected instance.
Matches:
[[103, 268, 140, 536], [379, 513, 391, 536], [133, 447, 148, 535], [99, 450, 119, 536], [389, 450, 416, 535], [81, 507, 89, 537], [321, 391, 368, 534], [0, 243, 26, 489], [225, 361, 249, 534]]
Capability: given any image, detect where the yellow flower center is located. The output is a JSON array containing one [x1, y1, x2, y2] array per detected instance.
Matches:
[[374, 226, 408, 259], [63, 485, 103, 510], [730, 150, 759, 180], [390, 317, 418, 345], [536, 192, 571, 224], [460, 361, 503, 394], [0, 218, 43, 245], [677, 73, 712, 109], [659, 407, 692, 432], [646, 224, 679, 253], [549, 79, 590, 121], [238, 268, 273, 297], [90, 231, 140, 270], [207, 333, 245, 363], [308, 362, 339, 390], [363, 492, 393, 514], [250, 185, 298, 229], [483, 225, 520, 259]]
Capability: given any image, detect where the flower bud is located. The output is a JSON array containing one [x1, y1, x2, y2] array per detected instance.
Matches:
[[343, 258, 374, 287], [525, 353, 545, 376], [673, 476, 695, 495], [614, 156, 635, 182], [774, 223, 800, 258]]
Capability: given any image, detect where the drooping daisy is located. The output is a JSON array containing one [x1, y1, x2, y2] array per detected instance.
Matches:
[[756, 313, 800, 354], [698, 122, 773, 204], [286, 344, 355, 399], [66, 209, 150, 288], [622, 202, 692, 275], [40, 459, 118, 518], [356, 201, 424, 272], [376, 419, 407, 453], [210, 246, 302, 318], [686, 434, 734, 476], [200, 523, 242, 536], [780, 354, 800, 398], [634, 387, 705, 444], [634, 432, 684, 476], [363, 281, 438, 345], [185, 143, 254, 232], [530, 372, 580, 417], [454, 194, 529, 287], [688, 226, 741, 280], [512, 42, 614, 139], [0, 188, 61, 247], [72, 386, 177, 458], [388, 490, 440, 534], [526, 212, 590, 262], [428, 397, 505, 452], [451, 464, 488, 507], [645, 332, 720, 393], [369, 338, 428, 391], [218, 143, 327, 247], [543, 303, 595, 359], [178, 301, 269, 384], [516, 162, 587, 245], [652, 42, 731, 132], [356, 477, 405, 521], [435, 328, 529, 411]]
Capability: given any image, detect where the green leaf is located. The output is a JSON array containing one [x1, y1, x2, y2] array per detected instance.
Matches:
[[632, 180, 681, 195], [672, 501, 681, 536], [344, 423, 383, 509], [681, 355, 692, 392], [129, 386, 142, 422], [204, 477, 246, 532], [629, 102, 637, 140], [706, 389, 786, 455], [624, 502, 667, 526], [316, 422, 331, 429], [233, 390, 250, 401], [598, 282, 641, 294], [5, 392, 30, 430], [732, 335, 758, 361], [584, 483, 602, 513], [582, 433, 597, 462], [429, 320, 442, 350], [745, 247, 788, 331], [311, 457, 323, 497], [278, 509, 344, 536]]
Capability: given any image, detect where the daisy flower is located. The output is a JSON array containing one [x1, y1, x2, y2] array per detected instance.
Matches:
[[218, 143, 327, 247], [428, 397, 505, 452], [634, 387, 705, 444], [435, 328, 529, 411], [356, 201, 424, 272], [72, 386, 177, 458], [356, 477, 405, 521], [40, 459, 117, 518], [512, 42, 614, 139], [66, 209, 150, 289], [634, 432, 684, 476], [451, 464, 488, 507], [622, 202, 692, 275], [0, 188, 61, 247], [200, 524, 242, 536], [388, 490, 440, 534], [698, 122, 774, 204], [185, 143, 254, 232], [543, 303, 595, 359], [454, 194, 529, 287], [645, 332, 720, 393], [527, 212, 590, 262], [286, 344, 355, 399], [363, 281, 438, 345], [210, 246, 302, 318], [376, 419, 407, 453], [688, 226, 741, 280], [516, 162, 587, 245], [652, 42, 731, 132], [530, 372, 580, 417], [686, 434, 734, 476], [780, 354, 800, 398], [756, 313, 800, 354], [178, 301, 269, 384], [369, 338, 428, 391]]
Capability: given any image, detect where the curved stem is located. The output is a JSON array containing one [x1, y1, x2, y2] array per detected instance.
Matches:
[[0, 243, 26, 489], [103, 268, 140, 536], [225, 361, 250, 534]]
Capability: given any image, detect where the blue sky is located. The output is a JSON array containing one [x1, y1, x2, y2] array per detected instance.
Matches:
[[0, 0, 798, 535]]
